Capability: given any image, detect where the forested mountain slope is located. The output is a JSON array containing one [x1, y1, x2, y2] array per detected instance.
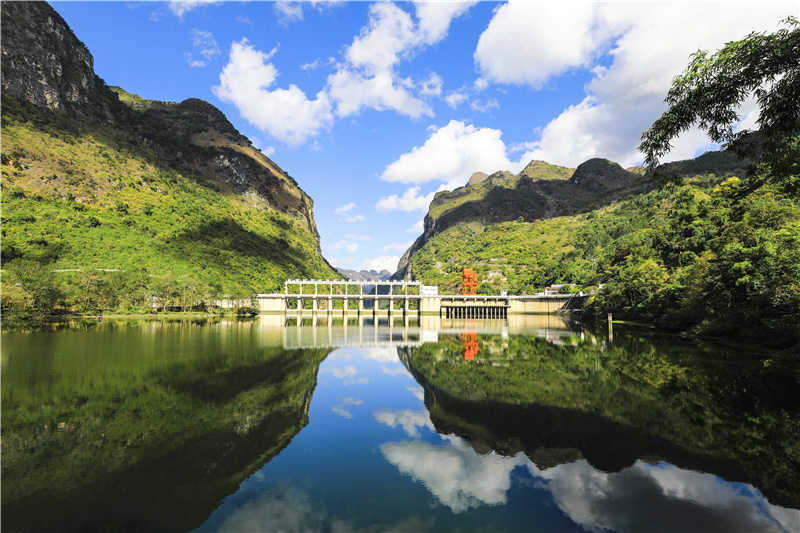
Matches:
[[1, 2, 338, 310], [398, 149, 798, 347]]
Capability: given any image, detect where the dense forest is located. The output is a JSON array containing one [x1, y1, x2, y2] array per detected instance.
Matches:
[[401, 19, 800, 348]]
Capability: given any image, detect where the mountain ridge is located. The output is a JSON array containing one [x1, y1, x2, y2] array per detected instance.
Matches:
[[1, 1, 338, 301]]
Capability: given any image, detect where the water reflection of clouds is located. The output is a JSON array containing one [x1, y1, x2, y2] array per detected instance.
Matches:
[[358, 346, 402, 363], [332, 397, 363, 419], [407, 386, 424, 402], [329, 365, 357, 378], [217, 485, 346, 532], [533, 459, 798, 533], [379, 439, 527, 513], [374, 409, 434, 438], [378, 433, 797, 532], [382, 366, 411, 377], [215, 484, 438, 532]]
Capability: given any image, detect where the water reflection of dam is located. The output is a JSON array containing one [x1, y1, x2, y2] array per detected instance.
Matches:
[[255, 313, 585, 350]]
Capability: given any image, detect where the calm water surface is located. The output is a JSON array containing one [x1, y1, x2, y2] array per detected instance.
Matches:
[[2, 315, 798, 532]]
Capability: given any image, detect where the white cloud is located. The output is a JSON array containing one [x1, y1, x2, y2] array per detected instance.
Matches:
[[331, 240, 359, 253], [407, 219, 424, 233], [375, 186, 435, 212], [475, 4, 615, 88], [185, 29, 220, 67], [334, 203, 366, 223], [325, 1, 475, 119], [360, 255, 400, 273], [214, 39, 333, 146], [469, 98, 499, 114], [381, 120, 525, 189], [383, 241, 413, 252], [419, 72, 443, 98], [327, 69, 432, 119], [474, 3, 792, 167], [329, 256, 354, 267], [445, 90, 468, 109], [274, 1, 304, 26], [327, 233, 370, 255], [168, 0, 220, 18]]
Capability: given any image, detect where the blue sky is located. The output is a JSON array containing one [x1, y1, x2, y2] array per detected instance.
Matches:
[[50, 1, 796, 273]]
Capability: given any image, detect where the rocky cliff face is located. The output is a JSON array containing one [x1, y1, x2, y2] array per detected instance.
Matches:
[[395, 159, 657, 279], [1, 2, 321, 240], [1, 1, 336, 286], [0, 1, 120, 119], [569, 158, 639, 193]]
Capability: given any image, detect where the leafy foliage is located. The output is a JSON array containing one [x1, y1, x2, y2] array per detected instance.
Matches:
[[640, 16, 800, 188], [1, 87, 338, 313]]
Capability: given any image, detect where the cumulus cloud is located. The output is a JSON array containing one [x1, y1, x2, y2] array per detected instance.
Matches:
[[475, 4, 616, 88], [326, 1, 476, 119], [185, 29, 220, 67], [375, 186, 436, 213], [214, 2, 475, 145], [335, 203, 366, 223], [474, 3, 791, 167], [327, 69, 431, 119], [360, 255, 400, 273], [327, 233, 370, 254], [214, 39, 333, 146], [380, 120, 527, 190]]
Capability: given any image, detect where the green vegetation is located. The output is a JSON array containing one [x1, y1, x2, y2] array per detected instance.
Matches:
[[403, 330, 800, 506], [640, 16, 799, 189], [1, 318, 331, 532], [1, 88, 338, 314], [402, 20, 799, 348]]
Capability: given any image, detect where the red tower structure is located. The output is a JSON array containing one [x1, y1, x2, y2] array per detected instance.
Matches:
[[461, 268, 477, 296]]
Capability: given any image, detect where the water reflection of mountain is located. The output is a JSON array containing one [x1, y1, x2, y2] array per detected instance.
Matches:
[[2, 321, 332, 532], [398, 332, 800, 509]]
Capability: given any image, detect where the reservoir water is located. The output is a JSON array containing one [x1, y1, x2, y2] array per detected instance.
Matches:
[[2, 315, 798, 532]]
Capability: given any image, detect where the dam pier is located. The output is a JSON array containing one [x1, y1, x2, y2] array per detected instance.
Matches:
[[244, 279, 587, 317]]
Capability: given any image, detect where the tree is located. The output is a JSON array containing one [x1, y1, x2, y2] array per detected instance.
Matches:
[[640, 17, 799, 187], [4, 260, 63, 312]]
